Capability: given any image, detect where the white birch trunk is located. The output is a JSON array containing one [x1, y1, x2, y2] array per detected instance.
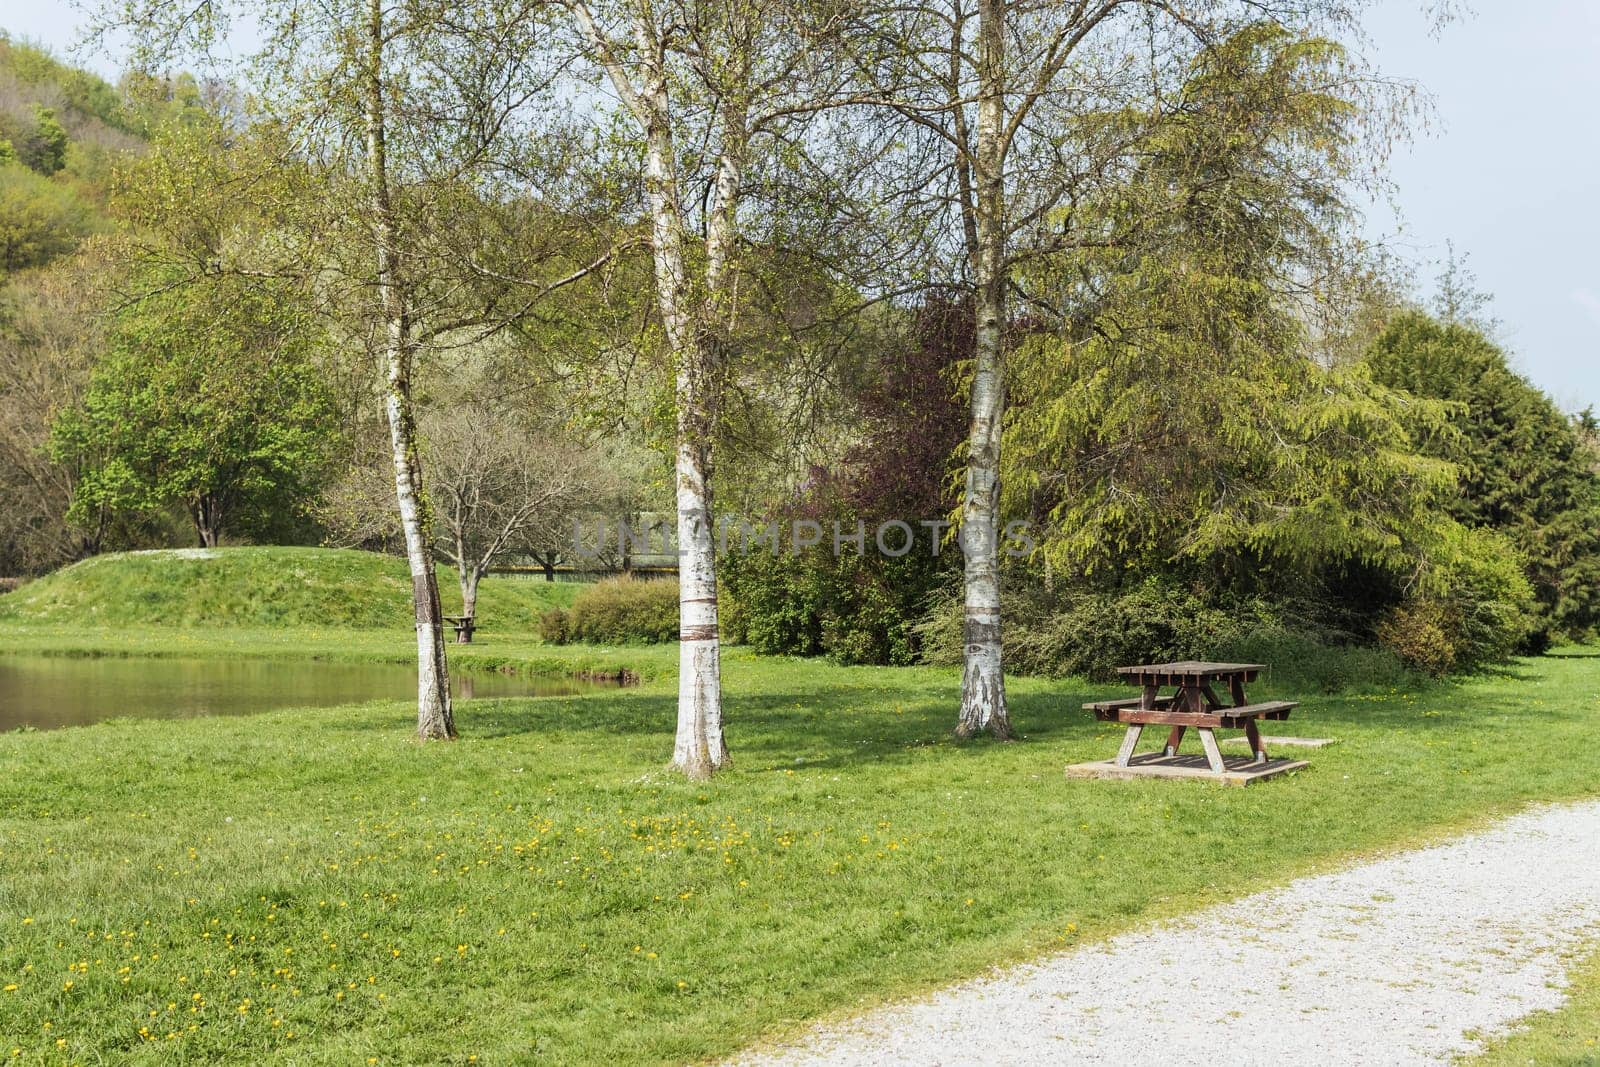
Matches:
[[958, 0, 1013, 740], [673, 435, 725, 777], [364, 0, 454, 740], [385, 383, 455, 734], [653, 81, 729, 778], [571, 1, 729, 775]]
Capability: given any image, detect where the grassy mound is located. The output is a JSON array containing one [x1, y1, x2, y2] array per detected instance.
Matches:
[[0, 547, 581, 631]]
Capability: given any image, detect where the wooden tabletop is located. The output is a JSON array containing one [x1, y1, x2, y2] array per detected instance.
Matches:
[[1116, 661, 1264, 682]]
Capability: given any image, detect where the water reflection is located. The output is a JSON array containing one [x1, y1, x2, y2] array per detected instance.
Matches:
[[0, 655, 609, 731]]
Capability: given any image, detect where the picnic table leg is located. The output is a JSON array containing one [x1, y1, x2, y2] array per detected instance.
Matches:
[[1230, 676, 1247, 707], [1199, 683, 1224, 709], [1198, 728, 1226, 774], [1243, 719, 1268, 765], [1115, 724, 1144, 767], [1163, 726, 1185, 757]]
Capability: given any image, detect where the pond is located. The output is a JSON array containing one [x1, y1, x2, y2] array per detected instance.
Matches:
[[0, 654, 609, 732]]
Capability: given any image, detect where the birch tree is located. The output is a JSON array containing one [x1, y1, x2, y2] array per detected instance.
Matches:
[[338, 0, 449, 735], [560, 0, 855, 777], [99, 0, 570, 740], [852, 0, 1383, 739]]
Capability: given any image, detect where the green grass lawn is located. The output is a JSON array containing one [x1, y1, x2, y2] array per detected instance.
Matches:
[[2, 619, 1599, 1064]]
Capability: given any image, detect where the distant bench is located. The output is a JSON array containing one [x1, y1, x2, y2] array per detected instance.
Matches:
[[444, 615, 476, 644]]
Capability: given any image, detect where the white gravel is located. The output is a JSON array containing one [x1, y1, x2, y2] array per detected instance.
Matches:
[[731, 800, 1600, 1066]]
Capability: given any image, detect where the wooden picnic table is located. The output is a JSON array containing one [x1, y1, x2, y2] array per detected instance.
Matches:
[[444, 614, 476, 644], [1082, 661, 1298, 776]]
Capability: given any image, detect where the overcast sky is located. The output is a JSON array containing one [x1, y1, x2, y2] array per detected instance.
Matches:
[[5, 1, 1598, 410]]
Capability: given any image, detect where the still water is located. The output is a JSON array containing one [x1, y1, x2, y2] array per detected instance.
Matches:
[[0, 655, 602, 731]]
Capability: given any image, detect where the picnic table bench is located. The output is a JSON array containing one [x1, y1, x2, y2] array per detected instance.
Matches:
[[1070, 661, 1306, 785], [443, 614, 476, 644]]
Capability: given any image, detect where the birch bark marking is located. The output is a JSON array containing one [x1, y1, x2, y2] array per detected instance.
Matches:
[[957, 0, 1013, 740], [363, 0, 455, 741]]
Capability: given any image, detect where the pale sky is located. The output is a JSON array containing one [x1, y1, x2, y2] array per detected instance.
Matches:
[[5, 1, 1599, 410]]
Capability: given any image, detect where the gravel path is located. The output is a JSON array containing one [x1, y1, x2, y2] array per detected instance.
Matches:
[[731, 800, 1600, 1066]]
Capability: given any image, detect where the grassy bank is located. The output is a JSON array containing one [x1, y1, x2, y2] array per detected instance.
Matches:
[[0, 621, 676, 683], [0, 547, 580, 631], [2, 637, 1599, 1063]]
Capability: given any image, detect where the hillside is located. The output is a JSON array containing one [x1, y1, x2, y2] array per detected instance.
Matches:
[[0, 33, 198, 280], [0, 547, 581, 631]]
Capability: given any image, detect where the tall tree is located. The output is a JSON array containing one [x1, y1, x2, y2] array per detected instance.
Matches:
[[102, 0, 575, 740], [561, 0, 853, 776], [354, 0, 458, 735], [851, 1, 1397, 738], [51, 273, 337, 547], [0, 246, 118, 572], [1002, 27, 1450, 605], [1365, 311, 1600, 647]]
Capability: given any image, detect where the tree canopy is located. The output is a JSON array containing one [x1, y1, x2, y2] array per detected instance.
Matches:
[[1366, 311, 1600, 647], [51, 275, 337, 548], [0, 11, 1593, 749]]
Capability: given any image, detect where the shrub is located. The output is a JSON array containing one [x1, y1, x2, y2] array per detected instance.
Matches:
[[915, 575, 1424, 692], [1374, 601, 1456, 676], [538, 606, 570, 645], [719, 549, 825, 656], [719, 543, 949, 667], [540, 576, 679, 645], [0, 162, 93, 275], [916, 578, 1276, 682], [1216, 627, 1422, 694], [1375, 524, 1535, 674]]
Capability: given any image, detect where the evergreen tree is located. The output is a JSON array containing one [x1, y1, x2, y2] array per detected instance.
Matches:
[[1006, 27, 1454, 587], [1365, 311, 1600, 647], [19, 106, 69, 175]]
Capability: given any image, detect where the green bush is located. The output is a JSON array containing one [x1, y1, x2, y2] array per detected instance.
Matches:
[[1374, 524, 1534, 674], [538, 606, 570, 645], [1214, 627, 1423, 694], [719, 543, 949, 667], [719, 550, 826, 656], [915, 576, 1425, 692], [1374, 601, 1456, 676], [916, 579, 1260, 681], [0, 162, 93, 275], [540, 576, 679, 645]]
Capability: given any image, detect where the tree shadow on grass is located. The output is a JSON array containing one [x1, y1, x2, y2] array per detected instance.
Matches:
[[302, 658, 1588, 779], [315, 676, 1112, 772]]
